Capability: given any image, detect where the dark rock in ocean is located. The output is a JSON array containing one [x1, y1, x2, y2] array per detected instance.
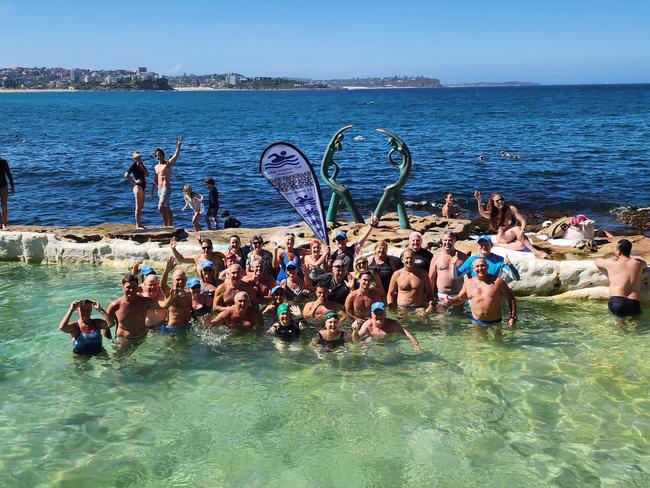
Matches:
[[619, 208, 650, 231]]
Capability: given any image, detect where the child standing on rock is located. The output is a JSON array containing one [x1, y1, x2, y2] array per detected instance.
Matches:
[[182, 184, 204, 236]]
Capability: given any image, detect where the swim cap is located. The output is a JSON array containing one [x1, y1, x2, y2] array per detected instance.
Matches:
[[324, 311, 339, 320], [370, 302, 386, 313], [276, 303, 289, 317], [140, 266, 156, 276], [187, 278, 201, 289]]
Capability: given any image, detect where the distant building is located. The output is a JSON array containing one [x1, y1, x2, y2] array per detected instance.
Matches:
[[69, 69, 80, 82], [137, 67, 147, 73], [227, 73, 240, 86]]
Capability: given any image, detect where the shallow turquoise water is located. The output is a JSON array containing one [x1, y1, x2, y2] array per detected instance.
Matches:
[[1, 262, 649, 487]]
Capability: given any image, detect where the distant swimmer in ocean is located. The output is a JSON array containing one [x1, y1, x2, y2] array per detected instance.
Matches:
[[595, 239, 647, 322], [107, 274, 162, 347], [211, 291, 262, 329], [499, 150, 511, 158], [151, 136, 183, 227], [476, 154, 486, 161], [387, 248, 435, 314], [59, 299, 112, 356], [441, 192, 459, 219], [352, 302, 424, 352], [442, 257, 517, 341], [124, 151, 149, 229], [474, 190, 549, 259], [0, 156, 15, 230]]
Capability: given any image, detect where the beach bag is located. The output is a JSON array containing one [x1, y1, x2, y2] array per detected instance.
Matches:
[[564, 215, 595, 241], [543, 217, 572, 239]]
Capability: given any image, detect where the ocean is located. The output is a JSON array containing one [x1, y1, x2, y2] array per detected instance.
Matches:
[[1, 85, 648, 230]]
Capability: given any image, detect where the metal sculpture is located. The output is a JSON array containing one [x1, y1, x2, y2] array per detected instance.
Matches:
[[319, 125, 413, 229]]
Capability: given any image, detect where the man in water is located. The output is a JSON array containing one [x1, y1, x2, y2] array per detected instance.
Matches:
[[159, 258, 194, 334], [243, 256, 275, 301], [303, 282, 343, 319], [352, 302, 423, 351], [211, 291, 262, 328], [212, 264, 259, 312], [312, 258, 355, 305], [429, 231, 468, 305], [442, 258, 517, 340], [141, 273, 168, 329], [171, 237, 225, 276], [387, 249, 435, 313], [345, 271, 384, 323], [453, 236, 520, 280], [0, 155, 15, 230], [328, 216, 378, 272], [107, 274, 160, 343], [151, 136, 183, 227], [595, 239, 646, 318]]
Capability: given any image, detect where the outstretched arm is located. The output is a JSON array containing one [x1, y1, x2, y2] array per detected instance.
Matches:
[[355, 215, 379, 249], [400, 326, 424, 352], [443, 281, 468, 306], [160, 256, 174, 296], [168, 136, 183, 165], [170, 240, 195, 264]]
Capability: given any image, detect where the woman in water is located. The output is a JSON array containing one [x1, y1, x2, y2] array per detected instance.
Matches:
[[273, 232, 308, 282], [368, 240, 401, 291], [59, 299, 112, 355], [353, 255, 385, 294], [441, 192, 459, 219], [474, 190, 548, 258], [310, 311, 349, 350], [124, 152, 149, 229]]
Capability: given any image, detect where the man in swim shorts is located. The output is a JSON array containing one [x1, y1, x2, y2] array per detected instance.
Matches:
[[159, 259, 194, 335], [352, 302, 424, 351], [453, 236, 520, 280], [595, 239, 646, 318], [107, 274, 161, 344], [302, 282, 344, 320], [387, 249, 435, 313], [151, 136, 182, 227], [429, 230, 467, 306], [442, 258, 517, 340]]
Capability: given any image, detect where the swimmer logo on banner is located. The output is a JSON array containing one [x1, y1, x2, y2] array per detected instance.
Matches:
[[260, 143, 329, 245]]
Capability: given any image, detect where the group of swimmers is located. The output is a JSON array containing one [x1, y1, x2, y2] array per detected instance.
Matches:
[[59, 204, 646, 355]]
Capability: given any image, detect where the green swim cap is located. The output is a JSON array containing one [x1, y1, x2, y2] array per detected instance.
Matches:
[[276, 303, 289, 317], [324, 311, 339, 320]]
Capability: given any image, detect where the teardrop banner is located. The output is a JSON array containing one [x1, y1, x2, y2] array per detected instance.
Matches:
[[260, 142, 329, 245]]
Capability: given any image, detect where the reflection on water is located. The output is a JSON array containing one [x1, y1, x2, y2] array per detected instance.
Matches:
[[1, 263, 649, 487]]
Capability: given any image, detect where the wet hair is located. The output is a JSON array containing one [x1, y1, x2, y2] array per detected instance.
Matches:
[[155, 148, 165, 158], [617, 239, 632, 257], [202, 238, 213, 248], [229, 235, 240, 242], [486, 193, 509, 231], [359, 271, 374, 279], [316, 282, 329, 290], [204, 178, 215, 185], [442, 230, 456, 240], [444, 192, 453, 200], [122, 273, 138, 285]]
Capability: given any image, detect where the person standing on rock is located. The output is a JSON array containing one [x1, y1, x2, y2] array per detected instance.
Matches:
[[124, 151, 149, 230], [151, 136, 183, 227], [595, 239, 646, 319], [0, 156, 15, 230]]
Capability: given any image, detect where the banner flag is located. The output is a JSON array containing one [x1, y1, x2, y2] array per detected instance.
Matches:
[[259, 142, 329, 245]]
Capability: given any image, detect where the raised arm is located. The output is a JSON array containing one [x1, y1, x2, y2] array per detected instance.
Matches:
[[168, 136, 183, 165], [355, 215, 379, 249], [474, 190, 490, 219], [170, 240, 195, 264], [160, 256, 175, 296], [91, 300, 112, 337], [59, 301, 80, 334], [510, 205, 527, 230]]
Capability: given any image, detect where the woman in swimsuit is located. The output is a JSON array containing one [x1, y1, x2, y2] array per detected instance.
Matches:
[[353, 255, 385, 294], [310, 311, 349, 349], [273, 233, 308, 282], [59, 299, 113, 355], [124, 152, 149, 229], [280, 260, 312, 300], [474, 190, 548, 259], [302, 239, 330, 282], [369, 240, 401, 291]]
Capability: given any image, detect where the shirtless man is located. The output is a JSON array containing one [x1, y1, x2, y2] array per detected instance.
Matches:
[[595, 239, 647, 318], [159, 264, 194, 335], [107, 274, 160, 343], [243, 257, 276, 300], [141, 273, 168, 329], [212, 264, 259, 312], [352, 302, 423, 351], [171, 237, 225, 276], [345, 271, 384, 323], [302, 282, 343, 320], [151, 136, 183, 227], [442, 258, 517, 340], [429, 231, 467, 305], [387, 249, 435, 313], [211, 291, 262, 328]]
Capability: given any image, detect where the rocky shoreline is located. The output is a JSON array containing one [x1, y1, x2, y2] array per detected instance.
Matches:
[[1, 214, 648, 302]]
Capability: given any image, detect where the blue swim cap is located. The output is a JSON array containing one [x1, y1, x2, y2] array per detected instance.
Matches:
[[370, 302, 386, 313], [187, 278, 201, 289], [140, 266, 156, 276]]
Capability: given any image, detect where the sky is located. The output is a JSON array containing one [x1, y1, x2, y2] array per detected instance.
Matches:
[[1, 0, 649, 84]]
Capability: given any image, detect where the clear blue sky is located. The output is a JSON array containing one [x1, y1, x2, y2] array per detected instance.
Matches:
[[1, 0, 649, 84]]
